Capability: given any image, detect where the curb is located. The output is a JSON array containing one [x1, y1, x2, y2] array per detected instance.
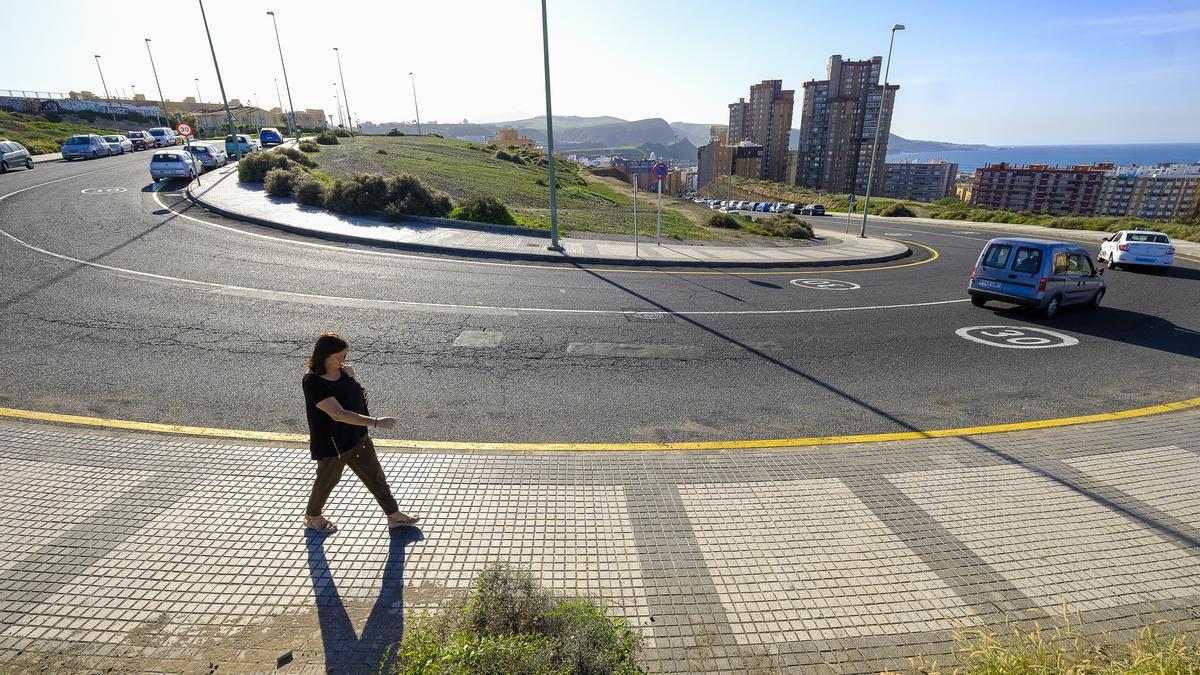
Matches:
[[184, 179, 913, 269]]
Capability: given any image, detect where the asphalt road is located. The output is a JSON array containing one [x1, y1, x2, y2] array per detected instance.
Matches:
[[2, 154, 1198, 444]]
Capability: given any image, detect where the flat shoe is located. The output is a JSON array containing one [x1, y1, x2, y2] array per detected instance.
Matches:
[[388, 513, 420, 528], [304, 516, 337, 533]]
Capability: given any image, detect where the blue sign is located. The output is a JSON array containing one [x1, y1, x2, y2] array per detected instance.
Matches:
[[653, 162, 668, 179]]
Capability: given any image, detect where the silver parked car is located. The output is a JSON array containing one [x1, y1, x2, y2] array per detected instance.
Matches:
[[147, 127, 178, 147], [102, 135, 134, 155], [61, 134, 112, 160], [149, 149, 203, 182], [184, 142, 227, 169], [0, 140, 34, 172]]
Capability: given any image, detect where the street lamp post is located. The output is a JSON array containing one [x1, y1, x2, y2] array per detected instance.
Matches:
[[267, 10, 299, 143], [332, 83, 342, 128], [197, 0, 240, 161], [93, 55, 118, 126], [859, 23, 904, 238], [333, 47, 352, 133], [539, 0, 562, 252], [408, 72, 421, 136], [194, 78, 202, 105], [144, 38, 166, 127]]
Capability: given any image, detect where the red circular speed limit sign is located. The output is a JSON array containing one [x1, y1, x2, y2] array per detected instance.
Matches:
[[176, 122, 193, 136]]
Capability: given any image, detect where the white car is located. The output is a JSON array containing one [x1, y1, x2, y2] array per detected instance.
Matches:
[[1098, 230, 1175, 272], [101, 135, 134, 155], [149, 149, 203, 182]]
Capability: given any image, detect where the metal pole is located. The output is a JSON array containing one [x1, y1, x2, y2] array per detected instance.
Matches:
[[633, 175, 638, 258], [539, 0, 562, 252], [656, 178, 662, 245], [197, 0, 240, 162], [93, 55, 118, 127], [274, 78, 283, 130], [267, 10, 298, 143], [845, 197, 852, 234], [332, 84, 342, 127], [408, 72, 421, 136], [194, 78, 202, 105], [859, 24, 904, 238], [334, 47, 352, 133]]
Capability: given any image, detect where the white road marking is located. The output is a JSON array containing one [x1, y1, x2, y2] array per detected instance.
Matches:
[[80, 187, 127, 194], [567, 343, 702, 359], [956, 326, 1079, 349], [790, 279, 861, 291]]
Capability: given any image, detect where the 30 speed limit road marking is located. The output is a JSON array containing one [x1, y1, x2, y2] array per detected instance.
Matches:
[[956, 326, 1079, 349]]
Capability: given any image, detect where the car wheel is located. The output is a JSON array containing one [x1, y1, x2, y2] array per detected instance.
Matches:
[[1043, 295, 1061, 319], [1089, 288, 1104, 310], [971, 296, 986, 307], [0, 161, 7, 174], [91, 151, 98, 159], [1106, 257, 1118, 270], [25, 158, 34, 170]]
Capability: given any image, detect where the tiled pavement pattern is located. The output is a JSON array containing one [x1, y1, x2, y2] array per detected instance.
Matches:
[[1, 412, 1199, 673]]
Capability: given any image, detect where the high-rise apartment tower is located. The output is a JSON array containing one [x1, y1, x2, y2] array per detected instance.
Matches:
[[727, 79, 794, 183]]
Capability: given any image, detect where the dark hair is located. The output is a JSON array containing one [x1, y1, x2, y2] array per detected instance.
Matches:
[[307, 332, 349, 375]]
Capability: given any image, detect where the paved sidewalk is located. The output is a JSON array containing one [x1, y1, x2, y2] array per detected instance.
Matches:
[[187, 165, 910, 268], [830, 210, 1200, 260], [1, 411, 1198, 672]]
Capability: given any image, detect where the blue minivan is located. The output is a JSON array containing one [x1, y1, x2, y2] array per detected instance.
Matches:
[[968, 238, 1106, 318]]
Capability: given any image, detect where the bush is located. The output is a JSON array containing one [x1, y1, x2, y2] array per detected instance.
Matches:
[[429, 132, 444, 138], [755, 213, 814, 238], [377, 148, 388, 154], [396, 563, 641, 674], [879, 203, 916, 217], [381, 173, 453, 220], [297, 141, 320, 153], [707, 213, 743, 230], [295, 177, 327, 206], [333, 128, 351, 137], [263, 167, 301, 197], [237, 150, 312, 183], [323, 173, 389, 215], [315, 130, 339, 145], [494, 149, 512, 162], [451, 196, 517, 226], [386, 128, 404, 136]]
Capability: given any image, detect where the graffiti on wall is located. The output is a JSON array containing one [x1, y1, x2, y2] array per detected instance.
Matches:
[[0, 96, 162, 118]]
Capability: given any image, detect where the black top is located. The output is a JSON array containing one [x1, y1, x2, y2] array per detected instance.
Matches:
[[302, 369, 370, 460]]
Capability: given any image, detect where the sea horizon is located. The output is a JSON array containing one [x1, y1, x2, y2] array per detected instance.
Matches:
[[886, 142, 1200, 173]]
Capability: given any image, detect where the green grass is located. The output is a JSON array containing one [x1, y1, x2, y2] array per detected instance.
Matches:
[[0, 110, 124, 155], [708, 175, 1200, 243], [310, 135, 710, 239]]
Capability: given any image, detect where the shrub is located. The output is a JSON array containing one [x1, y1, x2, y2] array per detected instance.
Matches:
[[381, 173, 452, 220], [263, 167, 301, 197], [429, 132, 444, 138], [494, 149, 512, 162], [755, 213, 814, 238], [297, 141, 320, 153], [707, 213, 743, 230], [315, 130, 339, 145], [377, 148, 388, 154], [451, 196, 517, 226], [295, 177, 327, 206], [396, 563, 641, 673], [386, 128, 404, 136], [323, 173, 389, 215], [237, 151, 311, 183], [879, 203, 915, 217], [332, 128, 351, 137]]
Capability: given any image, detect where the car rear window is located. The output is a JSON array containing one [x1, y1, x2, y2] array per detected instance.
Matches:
[[153, 153, 180, 162], [150, 129, 165, 135], [982, 244, 1013, 269], [1126, 232, 1170, 244], [65, 137, 89, 145], [1011, 247, 1043, 274]]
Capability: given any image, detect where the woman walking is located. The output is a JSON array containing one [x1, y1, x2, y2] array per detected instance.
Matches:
[[302, 332, 419, 533]]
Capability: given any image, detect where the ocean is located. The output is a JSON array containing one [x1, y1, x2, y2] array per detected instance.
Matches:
[[886, 143, 1200, 173]]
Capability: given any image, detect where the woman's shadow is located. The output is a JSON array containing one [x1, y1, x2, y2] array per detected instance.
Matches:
[[305, 527, 424, 674]]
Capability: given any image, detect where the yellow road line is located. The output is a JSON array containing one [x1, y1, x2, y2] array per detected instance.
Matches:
[[4, 395, 1198, 452]]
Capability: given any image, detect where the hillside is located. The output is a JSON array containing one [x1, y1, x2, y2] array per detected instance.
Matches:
[[307, 135, 714, 239], [0, 110, 124, 154]]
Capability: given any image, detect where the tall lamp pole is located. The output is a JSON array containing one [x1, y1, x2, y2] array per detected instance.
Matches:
[[93, 55, 118, 126], [859, 23, 904, 238], [408, 72, 421, 136], [332, 83, 342, 127], [267, 10, 298, 142], [540, 0, 562, 252], [145, 38, 166, 127], [194, 78, 202, 105], [197, 0, 240, 161], [333, 47, 352, 133]]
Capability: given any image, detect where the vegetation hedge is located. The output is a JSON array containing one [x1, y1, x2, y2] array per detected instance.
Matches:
[[879, 203, 916, 217], [315, 130, 339, 145], [236, 147, 316, 183], [295, 177, 327, 206], [297, 141, 320, 153], [394, 563, 640, 674], [263, 168, 302, 197], [322, 172, 452, 219], [333, 128, 352, 138], [450, 196, 517, 226], [751, 213, 814, 238]]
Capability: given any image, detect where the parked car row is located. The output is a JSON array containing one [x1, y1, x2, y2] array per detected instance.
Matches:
[[149, 141, 231, 182], [967, 230, 1176, 319], [694, 199, 826, 216]]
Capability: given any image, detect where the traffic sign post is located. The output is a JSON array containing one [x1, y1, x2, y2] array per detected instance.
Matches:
[[653, 162, 668, 245], [176, 122, 193, 137]]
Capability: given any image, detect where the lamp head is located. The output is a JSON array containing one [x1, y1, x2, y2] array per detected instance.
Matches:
[[144, 38, 151, 43], [892, 24, 905, 31], [266, 10, 275, 16]]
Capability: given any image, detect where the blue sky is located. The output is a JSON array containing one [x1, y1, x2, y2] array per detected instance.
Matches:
[[3, 0, 1198, 144]]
